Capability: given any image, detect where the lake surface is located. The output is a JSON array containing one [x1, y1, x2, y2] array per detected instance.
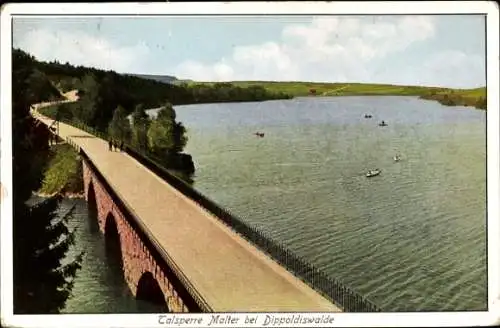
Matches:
[[150, 96, 487, 312]]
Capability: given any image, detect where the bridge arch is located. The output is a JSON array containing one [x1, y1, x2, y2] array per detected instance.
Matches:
[[136, 271, 169, 311], [86, 181, 99, 232], [104, 212, 124, 270]]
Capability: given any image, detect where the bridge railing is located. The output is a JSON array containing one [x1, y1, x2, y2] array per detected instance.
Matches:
[[78, 149, 211, 313], [38, 112, 382, 312]]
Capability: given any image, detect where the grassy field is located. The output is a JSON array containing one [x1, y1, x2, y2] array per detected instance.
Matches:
[[181, 81, 487, 109], [38, 143, 83, 196]]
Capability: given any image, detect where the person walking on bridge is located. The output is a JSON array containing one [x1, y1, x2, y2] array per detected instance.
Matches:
[[119, 140, 124, 152], [108, 138, 113, 151]]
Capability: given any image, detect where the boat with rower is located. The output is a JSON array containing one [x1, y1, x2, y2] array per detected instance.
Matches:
[[366, 169, 381, 178]]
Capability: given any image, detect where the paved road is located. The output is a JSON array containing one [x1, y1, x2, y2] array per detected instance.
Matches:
[[32, 103, 341, 312]]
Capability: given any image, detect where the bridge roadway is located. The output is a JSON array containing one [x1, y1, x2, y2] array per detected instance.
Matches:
[[32, 109, 341, 312]]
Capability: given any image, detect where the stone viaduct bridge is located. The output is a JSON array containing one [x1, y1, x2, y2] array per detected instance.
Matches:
[[31, 106, 343, 313]]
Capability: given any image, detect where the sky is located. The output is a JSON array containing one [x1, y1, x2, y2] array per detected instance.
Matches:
[[12, 15, 486, 89]]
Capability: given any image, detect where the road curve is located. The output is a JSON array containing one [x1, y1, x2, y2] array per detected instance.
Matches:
[[32, 102, 341, 312]]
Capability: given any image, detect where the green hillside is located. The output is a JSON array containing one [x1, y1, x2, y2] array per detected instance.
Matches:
[[185, 81, 486, 110]]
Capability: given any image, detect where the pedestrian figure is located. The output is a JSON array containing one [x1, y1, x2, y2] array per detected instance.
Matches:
[[108, 139, 112, 151], [119, 140, 124, 152], [112, 140, 117, 151]]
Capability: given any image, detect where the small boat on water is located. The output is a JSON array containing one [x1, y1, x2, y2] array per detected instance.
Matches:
[[254, 132, 265, 138], [394, 155, 402, 162], [366, 169, 381, 178], [364, 114, 373, 118], [379, 120, 388, 127]]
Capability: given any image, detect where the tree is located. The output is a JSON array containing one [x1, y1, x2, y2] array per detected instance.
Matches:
[[107, 105, 132, 143], [131, 104, 151, 152], [147, 101, 187, 156], [172, 121, 188, 154], [12, 49, 83, 313], [74, 73, 99, 125]]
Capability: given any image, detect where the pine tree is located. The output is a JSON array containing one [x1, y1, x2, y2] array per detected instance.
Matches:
[[13, 195, 83, 313]]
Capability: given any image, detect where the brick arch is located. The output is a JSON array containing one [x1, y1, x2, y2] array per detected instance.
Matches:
[[137, 271, 169, 311], [82, 159, 195, 313], [104, 212, 124, 270]]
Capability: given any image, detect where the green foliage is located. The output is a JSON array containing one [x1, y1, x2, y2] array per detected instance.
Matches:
[[146, 102, 190, 174], [419, 87, 487, 110], [12, 49, 63, 108], [147, 102, 177, 154], [73, 73, 99, 126], [131, 104, 151, 152], [39, 144, 83, 195], [12, 47, 83, 314], [476, 97, 487, 110], [108, 105, 132, 142]]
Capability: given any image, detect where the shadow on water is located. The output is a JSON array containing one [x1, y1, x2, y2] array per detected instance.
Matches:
[[136, 272, 169, 312], [103, 213, 168, 313], [104, 213, 124, 272], [86, 183, 100, 234]]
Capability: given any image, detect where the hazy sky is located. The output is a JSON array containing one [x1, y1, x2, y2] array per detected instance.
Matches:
[[13, 15, 486, 88]]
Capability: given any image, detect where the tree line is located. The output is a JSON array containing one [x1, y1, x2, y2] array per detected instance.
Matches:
[[15, 48, 291, 132], [17, 47, 289, 176]]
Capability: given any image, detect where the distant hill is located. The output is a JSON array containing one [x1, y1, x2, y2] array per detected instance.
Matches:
[[127, 73, 179, 85]]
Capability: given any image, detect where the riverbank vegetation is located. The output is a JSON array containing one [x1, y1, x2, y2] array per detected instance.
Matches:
[[187, 81, 487, 110], [419, 87, 486, 110], [37, 144, 84, 197], [12, 48, 83, 313]]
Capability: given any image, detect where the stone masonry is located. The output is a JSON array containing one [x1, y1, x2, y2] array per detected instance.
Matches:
[[82, 160, 190, 312]]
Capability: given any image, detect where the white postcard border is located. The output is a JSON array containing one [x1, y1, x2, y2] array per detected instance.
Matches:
[[1, 1, 498, 327]]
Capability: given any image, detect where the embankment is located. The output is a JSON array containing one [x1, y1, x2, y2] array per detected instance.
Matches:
[[35, 143, 84, 198]]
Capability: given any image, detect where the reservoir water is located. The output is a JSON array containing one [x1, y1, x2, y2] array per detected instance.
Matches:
[[48, 96, 486, 312], [170, 96, 487, 312]]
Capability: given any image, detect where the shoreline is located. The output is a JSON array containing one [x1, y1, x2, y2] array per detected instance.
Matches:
[[171, 94, 486, 111], [33, 191, 85, 199]]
